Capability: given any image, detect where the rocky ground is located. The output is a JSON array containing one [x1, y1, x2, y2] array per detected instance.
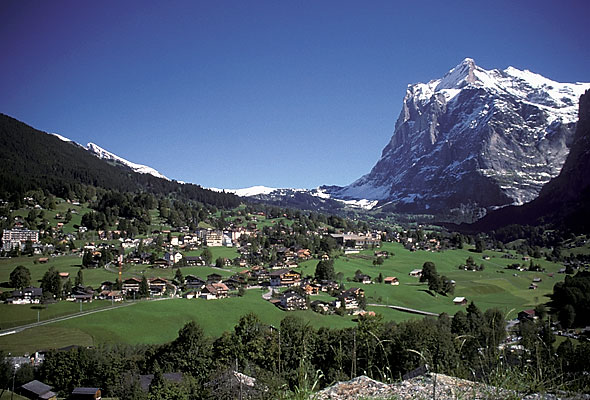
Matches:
[[313, 373, 590, 400]]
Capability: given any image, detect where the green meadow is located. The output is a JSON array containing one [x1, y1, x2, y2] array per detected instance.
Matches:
[[0, 291, 356, 354], [0, 241, 569, 354]]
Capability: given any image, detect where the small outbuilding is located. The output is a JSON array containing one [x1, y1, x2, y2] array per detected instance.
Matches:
[[70, 387, 102, 399], [17, 380, 57, 400], [453, 296, 468, 305]]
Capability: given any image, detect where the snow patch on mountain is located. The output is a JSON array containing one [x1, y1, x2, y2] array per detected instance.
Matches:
[[51, 133, 73, 142], [86, 142, 170, 180], [217, 185, 378, 210]]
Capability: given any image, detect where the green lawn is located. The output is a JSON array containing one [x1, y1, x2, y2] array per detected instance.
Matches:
[[0, 291, 355, 354], [0, 300, 114, 330], [0, 241, 570, 355], [300, 242, 564, 316], [0, 255, 84, 289], [0, 325, 94, 355], [0, 390, 29, 400]]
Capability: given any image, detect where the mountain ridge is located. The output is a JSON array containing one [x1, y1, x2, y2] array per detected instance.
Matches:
[[462, 89, 590, 232], [321, 58, 590, 217], [0, 113, 239, 208]]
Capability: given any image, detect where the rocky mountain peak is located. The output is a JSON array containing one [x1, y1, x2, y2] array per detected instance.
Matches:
[[324, 60, 590, 220]]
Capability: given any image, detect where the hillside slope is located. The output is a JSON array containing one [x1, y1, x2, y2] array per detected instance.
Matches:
[[0, 113, 239, 208]]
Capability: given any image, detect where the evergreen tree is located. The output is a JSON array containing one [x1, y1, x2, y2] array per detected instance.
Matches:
[[75, 269, 84, 286], [139, 275, 149, 298], [174, 268, 184, 285]]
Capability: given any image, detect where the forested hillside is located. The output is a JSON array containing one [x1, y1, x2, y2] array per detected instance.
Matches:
[[0, 114, 239, 209]]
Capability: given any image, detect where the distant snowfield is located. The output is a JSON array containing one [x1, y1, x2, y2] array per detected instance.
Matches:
[[212, 185, 379, 210]]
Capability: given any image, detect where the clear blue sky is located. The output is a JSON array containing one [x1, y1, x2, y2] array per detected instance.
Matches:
[[1, 0, 588, 189]]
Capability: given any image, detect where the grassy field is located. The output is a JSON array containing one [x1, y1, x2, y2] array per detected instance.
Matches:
[[0, 291, 356, 354], [0, 241, 570, 355], [0, 300, 114, 329], [0, 391, 28, 400], [299, 242, 564, 316]]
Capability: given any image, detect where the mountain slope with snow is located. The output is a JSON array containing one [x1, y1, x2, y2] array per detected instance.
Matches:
[[50, 132, 169, 180], [85, 142, 169, 180], [324, 58, 590, 218]]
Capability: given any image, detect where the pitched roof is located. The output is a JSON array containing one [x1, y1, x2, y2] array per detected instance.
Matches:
[[72, 387, 100, 394], [19, 380, 53, 395], [139, 372, 183, 391]]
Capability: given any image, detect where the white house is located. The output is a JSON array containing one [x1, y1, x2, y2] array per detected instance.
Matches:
[[164, 251, 183, 265]]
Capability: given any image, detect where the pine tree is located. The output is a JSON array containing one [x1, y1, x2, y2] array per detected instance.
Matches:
[[139, 275, 149, 298]]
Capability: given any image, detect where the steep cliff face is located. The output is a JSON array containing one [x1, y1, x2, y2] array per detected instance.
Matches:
[[468, 89, 590, 232], [325, 58, 590, 216]]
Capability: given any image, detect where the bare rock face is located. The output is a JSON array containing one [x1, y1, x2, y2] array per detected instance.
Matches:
[[313, 373, 590, 400], [325, 59, 590, 217]]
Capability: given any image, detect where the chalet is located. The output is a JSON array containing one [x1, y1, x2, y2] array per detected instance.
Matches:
[[148, 277, 168, 296], [354, 273, 372, 284], [453, 296, 468, 305], [9, 287, 43, 304], [409, 269, 422, 277], [70, 387, 102, 400], [518, 309, 537, 321], [17, 380, 57, 400], [184, 256, 205, 266], [280, 291, 308, 311], [343, 287, 365, 298], [269, 261, 286, 270], [99, 290, 123, 302], [269, 269, 301, 287], [59, 272, 70, 279], [70, 285, 94, 302], [529, 283, 538, 290], [223, 278, 242, 290], [184, 275, 206, 288], [207, 273, 223, 284], [532, 277, 542, 283], [153, 258, 169, 267], [338, 294, 359, 310], [297, 249, 312, 260], [301, 284, 319, 295], [122, 277, 141, 293], [184, 289, 201, 299], [99, 281, 114, 291], [318, 280, 339, 292], [38, 257, 49, 263], [200, 283, 229, 299], [164, 251, 183, 265], [383, 277, 399, 285]]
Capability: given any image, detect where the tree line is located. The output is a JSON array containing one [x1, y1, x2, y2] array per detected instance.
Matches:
[[2, 303, 588, 399]]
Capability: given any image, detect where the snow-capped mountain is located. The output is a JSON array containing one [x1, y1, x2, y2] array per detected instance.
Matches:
[[50, 133, 169, 180], [85, 142, 169, 180], [323, 58, 590, 217], [219, 185, 379, 211]]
